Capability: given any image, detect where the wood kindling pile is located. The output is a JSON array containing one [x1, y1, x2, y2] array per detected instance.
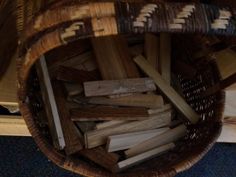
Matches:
[[36, 33, 200, 173]]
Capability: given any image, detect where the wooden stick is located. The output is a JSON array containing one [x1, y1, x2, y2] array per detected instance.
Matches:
[[92, 35, 140, 80], [80, 147, 119, 171], [113, 143, 175, 173], [84, 111, 171, 148], [145, 33, 159, 70], [84, 78, 156, 97], [107, 128, 169, 152], [71, 106, 149, 121], [148, 104, 172, 115], [134, 55, 199, 124], [64, 83, 83, 97], [56, 66, 99, 83], [159, 33, 171, 83], [125, 124, 186, 157], [37, 56, 65, 149], [88, 94, 164, 109], [52, 80, 83, 155], [95, 121, 128, 130]]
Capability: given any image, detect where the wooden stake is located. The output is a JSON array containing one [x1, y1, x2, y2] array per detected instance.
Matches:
[[84, 78, 156, 97], [52, 80, 83, 155], [71, 106, 149, 121], [113, 143, 175, 173], [84, 111, 171, 148], [125, 124, 186, 157], [88, 94, 164, 109], [133, 55, 199, 124], [107, 128, 169, 152]]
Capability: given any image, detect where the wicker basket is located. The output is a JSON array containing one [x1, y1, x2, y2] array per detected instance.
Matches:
[[16, 0, 234, 176]]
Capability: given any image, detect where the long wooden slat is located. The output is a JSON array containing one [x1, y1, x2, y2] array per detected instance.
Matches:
[[95, 121, 128, 130], [52, 80, 83, 155], [125, 124, 186, 157], [88, 94, 164, 109], [71, 106, 149, 121], [134, 55, 199, 124], [84, 78, 156, 97], [145, 33, 159, 69], [92, 35, 139, 80], [84, 111, 171, 149], [113, 143, 175, 173], [107, 128, 169, 152]]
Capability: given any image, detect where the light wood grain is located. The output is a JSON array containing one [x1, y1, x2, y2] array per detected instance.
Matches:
[[84, 111, 171, 148], [95, 121, 128, 130], [148, 104, 172, 115], [218, 121, 236, 143], [134, 55, 199, 124], [107, 128, 169, 152], [125, 124, 186, 157], [88, 94, 164, 109], [224, 90, 236, 117], [84, 78, 156, 97], [0, 115, 30, 136], [113, 143, 175, 173]]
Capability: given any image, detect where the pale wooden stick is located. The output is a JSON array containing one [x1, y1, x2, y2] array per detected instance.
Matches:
[[84, 78, 156, 97], [148, 104, 172, 115], [125, 124, 186, 157], [107, 128, 169, 152], [95, 121, 128, 130], [84, 111, 171, 148], [88, 94, 164, 109], [113, 143, 175, 172], [134, 55, 199, 124]]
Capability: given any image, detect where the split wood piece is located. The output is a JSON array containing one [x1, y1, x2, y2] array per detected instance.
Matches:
[[159, 33, 171, 84], [224, 89, 236, 117], [214, 48, 236, 79], [130, 44, 144, 57], [84, 78, 156, 97], [36, 56, 65, 149], [0, 115, 30, 136], [113, 143, 175, 173], [202, 73, 236, 97], [145, 33, 159, 70], [217, 122, 236, 143], [71, 106, 149, 121], [95, 121, 128, 130], [148, 104, 172, 115], [172, 60, 197, 78], [125, 124, 187, 157], [64, 83, 83, 97], [56, 66, 100, 83], [84, 111, 171, 148], [107, 128, 169, 152], [80, 147, 119, 171], [91, 35, 140, 80], [134, 55, 199, 124], [88, 94, 164, 109], [52, 80, 83, 155], [76, 122, 96, 133]]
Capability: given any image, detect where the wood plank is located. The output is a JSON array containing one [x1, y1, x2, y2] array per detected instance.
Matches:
[[0, 53, 18, 112], [88, 94, 164, 109], [113, 143, 175, 173], [145, 33, 159, 69], [133, 55, 199, 124], [148, 104, 172, 115], [84, 78, 156, 97], [107, 128, 169, 152], [159, 33, 171, 83], [91, 35, 139, 80], [217, 122, 236, 143], [71, 106, 149, 121], [84, 111, 171, 148], [95, 121, 128, 130], [80, 147, 119, 171], [37, 56, 66, 149], [224, 89, 236, 117], [0, 115, 30, 136], [125, 124, 186, 157], [52, 80, 83, 155], [214, 48, 236, 79], [56, 66, 100, 83]]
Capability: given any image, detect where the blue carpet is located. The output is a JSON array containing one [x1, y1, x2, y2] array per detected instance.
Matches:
[[0, 137, 235, 177]]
